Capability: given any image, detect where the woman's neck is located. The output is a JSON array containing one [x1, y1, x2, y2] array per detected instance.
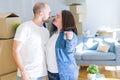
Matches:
[[55, 29, 61, 34]]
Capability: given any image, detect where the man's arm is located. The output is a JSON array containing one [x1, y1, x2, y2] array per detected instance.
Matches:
[[12, 40, 29, 80], [13, 40, 24, 72]]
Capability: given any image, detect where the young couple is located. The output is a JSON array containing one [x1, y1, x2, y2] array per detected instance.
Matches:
[[13, 2, 79, 80]]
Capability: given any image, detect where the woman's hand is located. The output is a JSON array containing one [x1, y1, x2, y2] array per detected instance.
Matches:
[[64, 31, 73, 40]]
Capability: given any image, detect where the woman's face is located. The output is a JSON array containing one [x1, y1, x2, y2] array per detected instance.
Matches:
[[53, 12, 62, 30]]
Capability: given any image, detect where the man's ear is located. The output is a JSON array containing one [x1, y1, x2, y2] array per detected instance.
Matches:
[[39, 11, 44, 17]]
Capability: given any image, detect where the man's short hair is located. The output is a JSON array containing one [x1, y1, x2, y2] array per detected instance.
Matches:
[[33, 2, 46, 14]]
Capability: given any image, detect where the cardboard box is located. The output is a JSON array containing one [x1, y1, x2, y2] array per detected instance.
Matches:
[[73, 13, 86, 22], [0, 13, 21, 38], [0, 72, 17, 80], [76, 22, 82, 35], [0, 39, 17, 76], [98, 31, 113, 36], [70, 4, 86, 14]]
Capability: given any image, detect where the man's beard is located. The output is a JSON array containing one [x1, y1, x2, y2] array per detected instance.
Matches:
[[44, 17, 50, 23]]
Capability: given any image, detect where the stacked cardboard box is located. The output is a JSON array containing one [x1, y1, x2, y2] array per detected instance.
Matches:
[[0, 13, 21, 80], [0, 39, 16, 75], [97, 31, 113, 36], [0, 13, 21, 38], [0, 72, 17, 80], [70, 4, 86, 35]]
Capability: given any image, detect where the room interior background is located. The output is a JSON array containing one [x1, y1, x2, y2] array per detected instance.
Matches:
[[0, 0, 120, 35]]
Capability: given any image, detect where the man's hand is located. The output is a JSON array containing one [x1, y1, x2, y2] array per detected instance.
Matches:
[[21, 71, 31, 80]]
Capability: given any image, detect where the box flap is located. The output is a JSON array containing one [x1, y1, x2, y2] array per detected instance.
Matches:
[[0, 12, 19, 18]]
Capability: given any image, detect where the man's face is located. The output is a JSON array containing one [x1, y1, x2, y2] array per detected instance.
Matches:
[[42, 5, 51, 23]]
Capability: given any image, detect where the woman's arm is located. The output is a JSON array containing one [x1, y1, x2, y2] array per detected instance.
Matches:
[[64, 31, 78, 53]]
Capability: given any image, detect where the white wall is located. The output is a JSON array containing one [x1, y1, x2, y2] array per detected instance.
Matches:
[[0, 0, 28, 21], [83, 0, 120, 35], [0, 0, 68, 22], [21, 0, 69, 22], [32, 0, 68, 16], [0, 0, 120, 35]]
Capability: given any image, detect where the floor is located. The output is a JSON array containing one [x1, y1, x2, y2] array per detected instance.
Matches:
[[79, 66, 120, 80], [4, 66, 119, 80]]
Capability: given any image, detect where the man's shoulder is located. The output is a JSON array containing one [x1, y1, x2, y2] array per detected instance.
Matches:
[[21, 20, 32, 26], [19, 21, 32, 28], [15, 21, 32, 33]]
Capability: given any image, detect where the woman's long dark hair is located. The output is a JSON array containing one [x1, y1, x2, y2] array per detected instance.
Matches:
[[62, 10, 78, 35]]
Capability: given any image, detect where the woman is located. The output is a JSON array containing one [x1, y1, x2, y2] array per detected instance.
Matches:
[[46, 10, 78, 80]]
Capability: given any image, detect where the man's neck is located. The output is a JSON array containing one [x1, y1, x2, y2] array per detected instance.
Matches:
[[32, 17, 43, 27]]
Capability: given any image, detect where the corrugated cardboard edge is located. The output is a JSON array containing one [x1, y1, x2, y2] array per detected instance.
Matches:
[[0, 71, 17, 80], [0, 12, 19, 18]]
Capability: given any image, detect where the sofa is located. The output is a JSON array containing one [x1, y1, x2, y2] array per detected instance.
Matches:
[[75, 36, 120, 66]]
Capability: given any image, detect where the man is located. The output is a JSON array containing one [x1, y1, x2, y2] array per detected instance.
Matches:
[[13, 2, 51, 80]]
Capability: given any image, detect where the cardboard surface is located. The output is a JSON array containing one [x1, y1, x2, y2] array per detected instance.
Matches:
[[69, 4, 86, 35], [0, 72, 17, 80], [98, 31, 113, 36], [0, 13, 21, 38], [70, 4, 86, 14], [0, 39, 17, 76], [76, 23, 82, 35], [73, 13, 86, 22]]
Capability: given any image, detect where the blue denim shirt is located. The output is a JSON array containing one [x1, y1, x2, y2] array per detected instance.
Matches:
[[55, 30, 78, 79]]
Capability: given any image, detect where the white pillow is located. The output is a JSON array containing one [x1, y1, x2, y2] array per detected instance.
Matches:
[[97, 44, 110, 53]]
